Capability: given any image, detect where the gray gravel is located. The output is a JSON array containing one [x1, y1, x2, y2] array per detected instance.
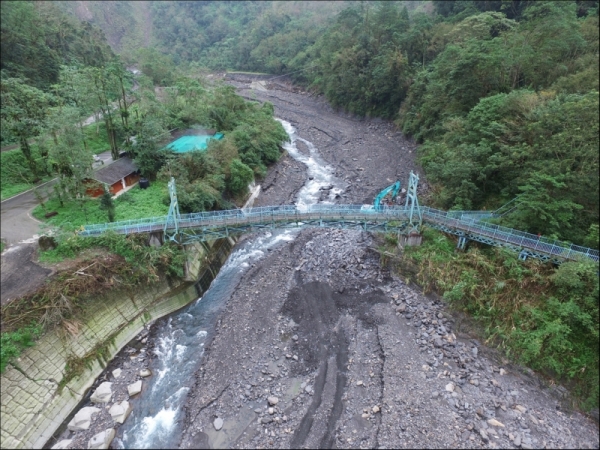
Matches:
[[48, 76, 599, 450], [178, 78, 598, 449], [180, 227, 598, 449]]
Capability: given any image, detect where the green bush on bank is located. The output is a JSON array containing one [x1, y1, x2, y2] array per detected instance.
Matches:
[[0, 147, 51, 200], [0, 231, 186, 373], [401, 228, 599, 411], [0, 324, 42, 373], [39, 231, 185, 280]]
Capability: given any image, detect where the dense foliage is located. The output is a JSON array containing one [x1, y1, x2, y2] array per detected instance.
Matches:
[[72, 1, 597, 245], [127, 77, 288, 212], [0, 1, 114, 91], [400, 228, 599, 410]]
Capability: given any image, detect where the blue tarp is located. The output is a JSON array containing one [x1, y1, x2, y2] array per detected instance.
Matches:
[[166, 133, 224, 153]]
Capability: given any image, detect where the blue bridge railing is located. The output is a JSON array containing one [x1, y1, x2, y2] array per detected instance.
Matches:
[[78, 204, 599, 264]]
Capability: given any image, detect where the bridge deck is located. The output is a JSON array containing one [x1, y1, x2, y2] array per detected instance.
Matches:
[[78, 205, 599, 264]]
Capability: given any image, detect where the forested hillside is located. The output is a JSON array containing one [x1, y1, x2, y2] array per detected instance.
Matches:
[[0, 1, 114, 91], [50, 0, 599, 246], [288, 1, 599, 246]]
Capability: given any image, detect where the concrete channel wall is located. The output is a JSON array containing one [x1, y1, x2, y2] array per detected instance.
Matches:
[[0, 236, 236, 449]]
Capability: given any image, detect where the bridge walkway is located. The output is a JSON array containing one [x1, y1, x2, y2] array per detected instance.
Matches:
[[78, 204, 599, 264]]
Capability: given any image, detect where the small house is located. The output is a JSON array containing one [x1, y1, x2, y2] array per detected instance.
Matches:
[[85, 157, 140, 197]]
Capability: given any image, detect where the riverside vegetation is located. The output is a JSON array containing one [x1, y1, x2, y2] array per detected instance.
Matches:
[[388, 228, 599, 411]]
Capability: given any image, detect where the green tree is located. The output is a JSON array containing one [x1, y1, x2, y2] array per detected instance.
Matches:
[[99, 186, 116, 222], [504, 173, 584, 237], [228, 159, 254, 196], [0, 78, 54, 180]]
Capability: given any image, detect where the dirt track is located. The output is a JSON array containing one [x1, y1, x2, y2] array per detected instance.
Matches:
[[176, 78, 599, 449]]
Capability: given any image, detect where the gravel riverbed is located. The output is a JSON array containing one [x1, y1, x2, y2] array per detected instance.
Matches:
[[50, 76, 598, 449]]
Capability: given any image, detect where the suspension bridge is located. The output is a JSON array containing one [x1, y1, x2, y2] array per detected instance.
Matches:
[[78, 174, 599, 265]]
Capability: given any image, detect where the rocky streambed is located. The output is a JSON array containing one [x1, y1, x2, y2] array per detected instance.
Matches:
[[179, 225, 598, 449], [48, 77, 598, 449]]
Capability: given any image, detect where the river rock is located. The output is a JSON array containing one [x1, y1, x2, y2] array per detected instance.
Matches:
[[51, 439, 72, 449], [109, 400, 132, 424], [88, 428, 115, 449], [90, 382, 112, 404], [267, 396, 279, 406], [214, 417, 224, 431], [479, 428, 489, 442], [514, 433, 522, 447], [127, 380, 142, 396], [68, 407, 100, 431], [139, 368, 152, 377], [487, 418, 505, 427], [112, 368, 122, 379], [445, 383, 455, 392]]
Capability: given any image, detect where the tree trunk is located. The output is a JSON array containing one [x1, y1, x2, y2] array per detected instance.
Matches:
[[20, 135, 38, 180]]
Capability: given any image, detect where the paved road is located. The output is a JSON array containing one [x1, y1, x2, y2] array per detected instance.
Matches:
[[0, 184, 51, 245], [1, 151, 113, 246]]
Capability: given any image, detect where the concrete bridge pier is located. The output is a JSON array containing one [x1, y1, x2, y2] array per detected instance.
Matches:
[[400, 232, 423, 247], [148, 231, 164, 247]]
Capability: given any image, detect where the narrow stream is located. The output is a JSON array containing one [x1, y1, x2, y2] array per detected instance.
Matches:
[[277, 119, 344, 210], [117, 119, 341, 448]]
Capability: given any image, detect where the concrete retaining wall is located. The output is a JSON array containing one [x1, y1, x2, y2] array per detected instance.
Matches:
[[0, 237, 235, 449]]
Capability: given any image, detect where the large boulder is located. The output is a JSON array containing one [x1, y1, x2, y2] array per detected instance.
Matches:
[[109, 400, 132, 424], [67, 407, 100, 431], [38, 235, 57, 251], [90, 382, 112, 404], [88, 429, 115, 450], [127, 380, 142, 397], [51, 439, 72, 449]]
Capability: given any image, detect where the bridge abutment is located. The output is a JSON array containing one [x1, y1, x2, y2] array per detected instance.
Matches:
[[399, 232, 423, 247]]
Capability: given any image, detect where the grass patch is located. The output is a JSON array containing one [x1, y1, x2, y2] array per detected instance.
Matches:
[[399, 227, 599, 411], [0, 324, 42, 373], [32, 180, 170, 230], [82, 121, 112, 155], [0, 147, 53, 200]]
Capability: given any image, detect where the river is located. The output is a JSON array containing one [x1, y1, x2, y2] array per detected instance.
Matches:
[[117, 119, 341, 448]]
